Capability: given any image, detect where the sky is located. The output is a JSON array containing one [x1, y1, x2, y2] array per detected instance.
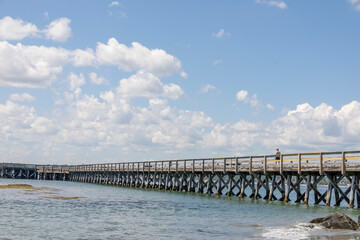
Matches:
[[0, 0, 360, 164]]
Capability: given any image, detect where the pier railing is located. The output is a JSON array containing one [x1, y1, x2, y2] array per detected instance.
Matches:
[[36, 150, 360, 174]]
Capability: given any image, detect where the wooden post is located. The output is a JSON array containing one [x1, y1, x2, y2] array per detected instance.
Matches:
[[349, 176, 355, 208], [304, 175, 311, 204], [298, 153, 301, 175], [212, 158, 215, 174], [184, 160, 186, 173], [341, 152, 346, 175], [319, 152, 323, 175], [176, 160, 178, 173], [280, 155, 283, 175], [240, 176, 246, 198], [356, 176, 360, 208], [227, 175, 232, 196], [284, 174, 291, 203], [192, 159, 195, 173], [223, 158, 226, 173], [202, 159, 205, 173], [206, 175, 212, 194], [235, 157, 238, 174], [263, 156, 267, 174], [216, 175, 221, 195], [249, 157, 253, 174], [196, 174, 202, 193], [326, 176, 333, 206]]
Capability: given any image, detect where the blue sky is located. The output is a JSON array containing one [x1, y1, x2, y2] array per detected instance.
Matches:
[[0, 0, 360, 164]]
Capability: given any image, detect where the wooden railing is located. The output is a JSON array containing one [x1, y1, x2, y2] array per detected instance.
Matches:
[[35, 150, 360, 175], [1, 163, 37, 169]]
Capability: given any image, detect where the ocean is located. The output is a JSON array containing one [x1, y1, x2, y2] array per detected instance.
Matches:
[[1, 178, 360, 240]]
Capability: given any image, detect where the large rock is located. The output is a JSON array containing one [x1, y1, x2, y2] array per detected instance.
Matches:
[[309, 212, 359, 230]]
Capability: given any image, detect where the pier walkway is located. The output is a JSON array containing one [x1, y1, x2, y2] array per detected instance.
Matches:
[[2, 150, 360, 208]]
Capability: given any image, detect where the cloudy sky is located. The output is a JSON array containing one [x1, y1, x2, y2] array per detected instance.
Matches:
[[0, 0, 360, 164]]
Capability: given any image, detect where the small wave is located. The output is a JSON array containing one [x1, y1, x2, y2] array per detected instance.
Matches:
[[258, 223, 320, 240]]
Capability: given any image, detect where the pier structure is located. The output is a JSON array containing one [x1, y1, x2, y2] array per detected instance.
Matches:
[[2, 150, 360, 208], [0, 163, 37, 179]]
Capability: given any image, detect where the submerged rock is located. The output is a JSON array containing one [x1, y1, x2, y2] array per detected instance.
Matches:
[[309, 212, 358, 230]]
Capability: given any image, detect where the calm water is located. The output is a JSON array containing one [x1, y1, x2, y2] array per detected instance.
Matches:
[[1, 179, 360, 240]]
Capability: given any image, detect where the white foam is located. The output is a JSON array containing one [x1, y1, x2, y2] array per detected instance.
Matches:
[[259, 223, 321, 240]]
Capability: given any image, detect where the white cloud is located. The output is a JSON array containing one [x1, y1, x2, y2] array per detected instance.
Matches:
[[44, 18, 72, 42], [109, 1, 121, 7], [213, 59, 223, 65], [236, 90, 249, 102], [349, 0, 360, 10], [201, 101, 360, 154], [255, 0, 287, 9], [96, 38, 184, 77], [201, 84, 217, 93], [0, 41, 70, 88], [2, 89, 360, 162], [0, 16, 39, 40], [71, 48, 97, 66], [116, 71, 184, 100], [180, 71, 188, 78], [0, 16, 73, 42], [0, 38, 182, 89], [266, 103, 275, 110], [236, 89, 271, 108], [68, 73, 85, 91], [0, 100, 57, 142], [9, 93, 36, 102], [212, 29, 230, 39], [89, 72, 108, 85]]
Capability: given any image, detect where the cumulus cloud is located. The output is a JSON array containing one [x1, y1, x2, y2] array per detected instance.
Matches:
[[212, 29, 230, 39], [201, 101, 360, 154], [201, 84, 217, 93], [116, 71, 184, 100], [0, 101, 57, 141], [0, 16, 73, 42], [236, 89, 273, 109], [44, 18, 72, 42], [0, 41, 69, 88], [0, 16, 39, 40], [68, 73, 85, 91], [236, 90, 261, 108], [9, 93, 36, 102], [0, 38, 183, 89], [71, 48, 97, 66], [96, 38, 184, 77], [109, 1, 121, 7], [89, 72, 108, 85], [255, 0, 287, 9], [2, 90, 360, 162]]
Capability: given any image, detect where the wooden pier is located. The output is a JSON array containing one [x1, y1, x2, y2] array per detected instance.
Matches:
[[0, 163, 37, 179], [2, 150, 360, 208]]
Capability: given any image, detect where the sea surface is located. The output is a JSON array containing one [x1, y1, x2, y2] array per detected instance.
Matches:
[[1, 178, 360, 240]]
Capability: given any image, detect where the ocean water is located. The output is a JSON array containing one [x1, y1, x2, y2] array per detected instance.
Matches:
[[1, 179, 360, 240]]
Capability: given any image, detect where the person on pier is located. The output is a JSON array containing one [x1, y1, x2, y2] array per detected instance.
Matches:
[[275, 148, 281, 163]]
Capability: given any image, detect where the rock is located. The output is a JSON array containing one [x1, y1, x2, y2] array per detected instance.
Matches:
[[309, 217, 325, 224], [309, 212, 358, 230]]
